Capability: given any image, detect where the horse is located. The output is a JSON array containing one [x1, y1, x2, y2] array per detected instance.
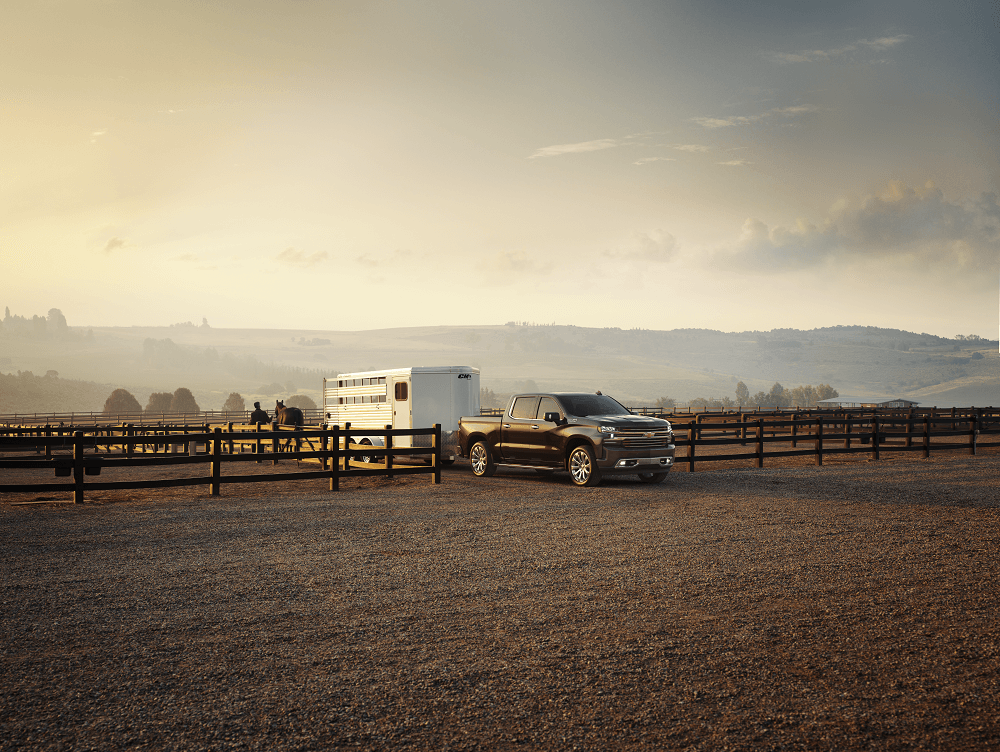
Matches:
[[274, 400, 311, 453]]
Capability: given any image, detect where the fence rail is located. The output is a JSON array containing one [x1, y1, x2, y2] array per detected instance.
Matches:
[[0, 423, 442, 503], [0, 408, 325, 428]]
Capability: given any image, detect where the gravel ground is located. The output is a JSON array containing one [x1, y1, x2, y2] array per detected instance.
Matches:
[[2, 454, 999, 751]]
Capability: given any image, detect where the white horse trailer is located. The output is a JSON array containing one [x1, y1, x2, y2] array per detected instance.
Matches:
[[322, 366, 480, 463]]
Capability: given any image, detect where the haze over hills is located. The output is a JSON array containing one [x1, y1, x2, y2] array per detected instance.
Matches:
[[2, 312, 997, 412]]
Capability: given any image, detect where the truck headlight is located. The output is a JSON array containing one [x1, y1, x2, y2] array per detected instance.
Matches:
[[597, 426, 616, 437]]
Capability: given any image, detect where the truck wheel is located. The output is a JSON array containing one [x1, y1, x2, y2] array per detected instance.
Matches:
[[638, 472, 667, 484], [568, 446, 602, 487], [470, 441, 497, 477]]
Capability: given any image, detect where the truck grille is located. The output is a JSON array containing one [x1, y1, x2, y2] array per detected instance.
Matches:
[[608, 429, 673, 449]]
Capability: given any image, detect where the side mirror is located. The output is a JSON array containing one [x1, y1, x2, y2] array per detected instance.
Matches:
[[543, 411, 561, 423]]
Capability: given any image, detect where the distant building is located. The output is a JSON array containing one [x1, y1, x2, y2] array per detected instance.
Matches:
[[816, 396, 920, 409]]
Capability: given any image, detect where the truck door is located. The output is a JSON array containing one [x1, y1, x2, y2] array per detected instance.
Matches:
[[531, 396, 564, 466], [503, 395, 540, 461]]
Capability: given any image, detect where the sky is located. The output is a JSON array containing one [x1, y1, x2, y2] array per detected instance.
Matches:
[[3, 0, 998, 338]]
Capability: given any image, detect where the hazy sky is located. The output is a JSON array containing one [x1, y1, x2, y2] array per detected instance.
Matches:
[[3, 0, 998, 337]]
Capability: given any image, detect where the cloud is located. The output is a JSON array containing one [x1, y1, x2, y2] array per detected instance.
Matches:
[[356, 249, 413, 268], [604, 230, 677, 264], [672, 144, 712, 153], [717, 159, 751, 167], [770, 34, 911, 64], [176, 253, 198, 262], [634, 156, 676, 165], [692, 105, 818, 129], [276, 247, 328, 267], [529, 139, 621, 159], [103, 237, 127, 253], [715, 182, 1000, 272]]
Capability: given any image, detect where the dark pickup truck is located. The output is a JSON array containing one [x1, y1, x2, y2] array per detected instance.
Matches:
[[458, 392, 675, 487]]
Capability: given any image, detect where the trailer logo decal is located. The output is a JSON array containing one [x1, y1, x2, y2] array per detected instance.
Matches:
[[457, 373, 472, 379]]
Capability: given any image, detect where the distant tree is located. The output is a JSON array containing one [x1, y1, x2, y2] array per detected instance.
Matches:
[[286, 394, 316, 410], [222, 392, 246, 412], [735, 381, 750, 406], [170, 387, 200, 413], [751, 391, 768, 406], [145, 392, 173, 414], [45, 370, 59, 379], [655, 396, 676, 410], [47, 308, 68, 334], [104, 388, 142, 415], [480, 387, 500, 409], [257, 382, 284, 395], [816, 384, 839, 401]]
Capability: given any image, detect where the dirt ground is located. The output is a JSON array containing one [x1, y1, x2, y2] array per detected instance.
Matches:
[[2, 452, 999, 750]]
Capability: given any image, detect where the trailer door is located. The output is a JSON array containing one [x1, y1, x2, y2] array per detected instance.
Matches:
[[391, 376, 412, 438]]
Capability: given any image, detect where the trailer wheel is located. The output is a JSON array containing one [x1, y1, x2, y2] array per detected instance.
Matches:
[[568, 445, 602, 487], [357, 438, 376, 464], [470, 441, 496, 477]]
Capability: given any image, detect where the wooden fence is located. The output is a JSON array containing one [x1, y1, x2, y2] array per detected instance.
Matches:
[[0, 408, 325, 428], [667, 410, 999, 472], [0, 423, 442, 503]]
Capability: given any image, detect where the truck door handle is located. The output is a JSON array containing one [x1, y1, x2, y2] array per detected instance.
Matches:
[[531, 425, 539, 429], [503, 423, 510, 428]]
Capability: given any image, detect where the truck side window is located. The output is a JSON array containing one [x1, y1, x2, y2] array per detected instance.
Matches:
[[537, 397, 561, 420], [395, 382, 408, 401], [510, 396, 539, 419]]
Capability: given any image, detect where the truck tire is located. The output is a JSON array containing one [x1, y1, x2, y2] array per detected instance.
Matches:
[[638, 472, 668, 484], [470, 441, 497, 477], [568, 445, 602, 487]]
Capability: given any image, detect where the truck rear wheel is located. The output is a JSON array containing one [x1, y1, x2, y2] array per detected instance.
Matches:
[[568, 445, 602, 487], [470, 441, 497, 477]]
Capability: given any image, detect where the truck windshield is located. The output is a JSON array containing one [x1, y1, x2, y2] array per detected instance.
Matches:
[[558, 394, 630, 417]]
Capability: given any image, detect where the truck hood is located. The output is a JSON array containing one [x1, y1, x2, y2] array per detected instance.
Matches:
[[594, 415, 671, 429]]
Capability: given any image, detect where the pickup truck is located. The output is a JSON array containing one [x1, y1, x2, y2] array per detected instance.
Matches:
[[458, 392, 675, 487]]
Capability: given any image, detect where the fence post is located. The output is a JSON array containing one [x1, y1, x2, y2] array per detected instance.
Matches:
[[791, 413, 799, 448], [73, 431, 84, 504], [815, 417, 823, 466], [432, 423, 441, 484], [227, 422, 234, 455], [923, 416, 930, 458], [906, 409, 914, 449], [256, 422, 263, 463], [753, 419, 763, 468], [871, 415, 880, 461], [385, 424, 394, 479], [321, 429, 328, 470], [272, 420, 279, 465], [212, 427, 222, 496], [687, 422, 696, 473], [330, 425, 340, 491], [45, 424, 52, 459], [970, 412, 978, 455], [343, 422, 352, 472]]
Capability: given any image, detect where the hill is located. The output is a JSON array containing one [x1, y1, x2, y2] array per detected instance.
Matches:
[[1, 318, 997, 410]]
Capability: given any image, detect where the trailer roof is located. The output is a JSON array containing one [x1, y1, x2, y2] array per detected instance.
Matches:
[[329, 365, 480, 379]]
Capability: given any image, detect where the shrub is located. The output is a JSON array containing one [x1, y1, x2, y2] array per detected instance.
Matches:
[[103, 389, 142, 415], [169, 387, 200, 413], [285, 394, 317, 411], [223, 392, 246, 412], [145, 392, 173, 414]]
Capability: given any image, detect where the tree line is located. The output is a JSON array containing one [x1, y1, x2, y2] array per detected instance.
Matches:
[[102, 388, 317, 416]]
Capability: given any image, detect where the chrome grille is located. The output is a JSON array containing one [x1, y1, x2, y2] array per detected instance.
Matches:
[[606, 429, 673, 449]]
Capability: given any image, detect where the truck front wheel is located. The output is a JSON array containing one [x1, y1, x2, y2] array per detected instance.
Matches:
[[470, 441, 497, 477], [568, 446, 602, 487]]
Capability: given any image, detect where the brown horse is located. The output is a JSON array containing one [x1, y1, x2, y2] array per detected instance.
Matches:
[[274, 400, 309, 452]]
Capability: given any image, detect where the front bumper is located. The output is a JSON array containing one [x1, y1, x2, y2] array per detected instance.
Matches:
[[596, 445, 675, 474]]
